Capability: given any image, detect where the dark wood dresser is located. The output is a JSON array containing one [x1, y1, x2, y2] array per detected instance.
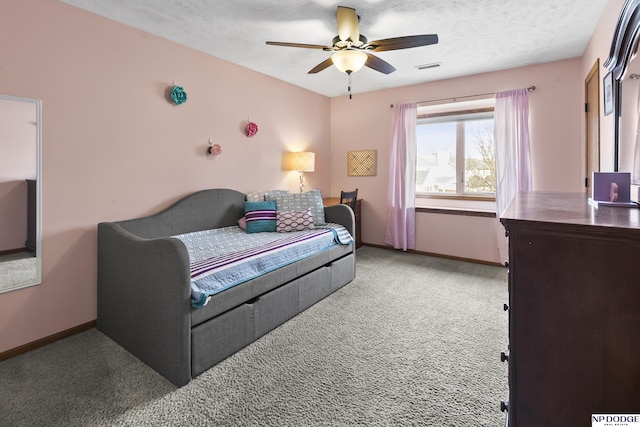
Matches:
[[500, 192, 640, 427]]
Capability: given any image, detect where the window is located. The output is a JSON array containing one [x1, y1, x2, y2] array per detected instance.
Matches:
[[416, 101, 495, 199]]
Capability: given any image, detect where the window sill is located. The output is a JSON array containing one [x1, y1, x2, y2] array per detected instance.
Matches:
[[415, 196, 496, 218], [417, 194, 495, 202], [416, 206, 496, 218]]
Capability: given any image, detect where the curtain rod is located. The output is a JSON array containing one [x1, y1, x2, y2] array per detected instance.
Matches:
[[390, 85, 536, 108]]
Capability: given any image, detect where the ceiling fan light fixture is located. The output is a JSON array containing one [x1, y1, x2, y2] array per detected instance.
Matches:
[[331, 50, 368, 74]]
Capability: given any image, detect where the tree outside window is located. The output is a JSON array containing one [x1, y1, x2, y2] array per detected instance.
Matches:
[[464, 119, 496, 194]]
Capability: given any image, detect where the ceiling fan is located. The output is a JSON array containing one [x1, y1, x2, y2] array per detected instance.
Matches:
[[266, 5, 438, 94]]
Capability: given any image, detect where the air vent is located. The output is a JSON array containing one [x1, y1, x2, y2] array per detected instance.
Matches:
[[415, 62, 442, 70]]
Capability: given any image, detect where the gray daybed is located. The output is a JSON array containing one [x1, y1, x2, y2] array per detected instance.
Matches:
[[97, 188, 355, 387]]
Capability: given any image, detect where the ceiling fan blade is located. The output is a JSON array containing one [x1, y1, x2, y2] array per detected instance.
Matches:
[[336, 6, 359, 42], [365, 54, 396, 74], [266, 41, 330, 50], [308, 58, 334, 74], [366, 34, 439, 52]]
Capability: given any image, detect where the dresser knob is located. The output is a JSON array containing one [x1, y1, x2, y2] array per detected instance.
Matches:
[[504, 261, 509, 269], [501, 351, 509, 362], [500, 400, 509, 412], [503, 303, 509, 311]]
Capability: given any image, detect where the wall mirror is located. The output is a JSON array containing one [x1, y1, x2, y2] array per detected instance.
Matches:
[[619, 48, 640, 183], [0, 94, 42, 293], [605, 0, 640, 180]]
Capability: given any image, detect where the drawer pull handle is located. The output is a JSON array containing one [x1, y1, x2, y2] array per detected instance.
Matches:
[[503, 303, 509, 311], [500, 351, 509, 362], [500, 400, 509, 412]]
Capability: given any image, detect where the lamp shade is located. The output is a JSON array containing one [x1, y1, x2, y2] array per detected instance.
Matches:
[[285, 152, 315, 172], [331, 50, 368, 74]]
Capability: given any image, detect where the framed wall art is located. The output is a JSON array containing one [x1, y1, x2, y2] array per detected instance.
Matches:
[[347, 150, 377, 176]]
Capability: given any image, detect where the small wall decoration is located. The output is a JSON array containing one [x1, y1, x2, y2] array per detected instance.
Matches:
[[348, 149, 377, 176], [246, 121, 259, 137], [170, 85, 187, 105], [207, 138, 222, 156]]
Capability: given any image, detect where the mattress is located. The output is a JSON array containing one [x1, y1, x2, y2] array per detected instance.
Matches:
[[174, 224, 353, 307]]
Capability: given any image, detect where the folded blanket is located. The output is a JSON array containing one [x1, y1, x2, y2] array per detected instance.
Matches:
[[174, 224, 354, 307]]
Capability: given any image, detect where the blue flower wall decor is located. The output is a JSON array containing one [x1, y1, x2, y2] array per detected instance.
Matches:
[[171, 85, 187, 105]]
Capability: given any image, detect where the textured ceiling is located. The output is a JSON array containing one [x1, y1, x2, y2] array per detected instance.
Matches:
[[59, 0, 609, 98]]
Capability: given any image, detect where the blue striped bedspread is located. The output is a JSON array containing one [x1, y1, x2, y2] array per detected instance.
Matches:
[[174, 224, 354, 307]]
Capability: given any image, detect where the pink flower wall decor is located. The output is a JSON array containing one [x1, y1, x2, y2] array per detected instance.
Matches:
[[246, 121, 258, 137]]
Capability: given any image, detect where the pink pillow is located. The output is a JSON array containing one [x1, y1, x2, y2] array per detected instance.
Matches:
[[237, 216, 247, 230]]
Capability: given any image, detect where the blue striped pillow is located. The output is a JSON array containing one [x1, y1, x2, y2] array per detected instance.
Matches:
[[243, 200, 277, 233]]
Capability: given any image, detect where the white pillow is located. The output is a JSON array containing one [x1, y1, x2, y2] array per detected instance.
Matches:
[[245, 190, 269, 202]]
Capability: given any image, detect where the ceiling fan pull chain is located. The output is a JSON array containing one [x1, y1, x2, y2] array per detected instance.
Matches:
[[347, 71, 352, 99]]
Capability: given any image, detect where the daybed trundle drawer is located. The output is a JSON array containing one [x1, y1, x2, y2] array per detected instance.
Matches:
[[253, 254, 353, 337], [330, 253, 355, 291], [298, 265, 331, 311], [191, 303, 254, 377], [254, 278, 303, 338]]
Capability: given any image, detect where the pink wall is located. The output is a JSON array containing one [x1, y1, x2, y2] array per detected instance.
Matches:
[[331, 59, 583, 263], [0, 99, 37, 251], [0, 0, 330, 353]]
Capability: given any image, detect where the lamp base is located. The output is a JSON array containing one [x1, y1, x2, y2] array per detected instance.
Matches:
[[299, 172, 305, 193]]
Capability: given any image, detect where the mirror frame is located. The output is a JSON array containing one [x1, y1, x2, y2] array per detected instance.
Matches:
[[605, 0, 640, 171], [0, 94, 42, 293]]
